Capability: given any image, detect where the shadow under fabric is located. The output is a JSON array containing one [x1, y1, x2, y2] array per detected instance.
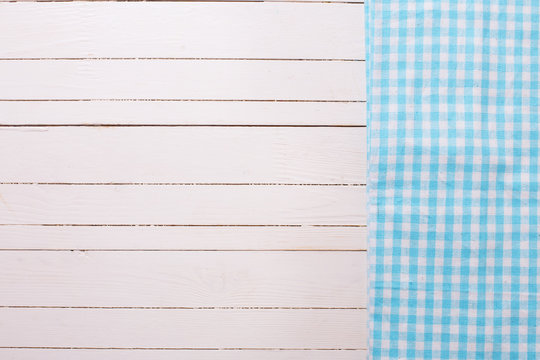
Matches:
[[365, 1, 539, 358]]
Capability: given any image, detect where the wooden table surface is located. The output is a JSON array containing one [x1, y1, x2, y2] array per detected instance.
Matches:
[[0, 2, 367, 359]]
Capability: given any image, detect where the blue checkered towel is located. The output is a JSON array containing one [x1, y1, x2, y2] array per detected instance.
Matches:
[[366, 1, 539, 358]]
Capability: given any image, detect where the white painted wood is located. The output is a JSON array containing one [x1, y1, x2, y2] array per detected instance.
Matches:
[[0, 185, 366, 225], [0, 1, 368, 356], [0, 3, 365, 59], [0, 100, 366, 126], [0, 60, 365, 101], [0, 308, 367, 349], [0, 251, 367, 307], [0, 349, 368, 360], [0, 127, 366, 184], [0, 225, 367, 250]]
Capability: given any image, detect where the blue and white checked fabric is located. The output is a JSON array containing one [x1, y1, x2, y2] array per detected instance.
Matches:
[[366, 1, 539, 359]]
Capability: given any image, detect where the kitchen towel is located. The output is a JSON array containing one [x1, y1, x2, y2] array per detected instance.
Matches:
[[366, 1, 539, 358]]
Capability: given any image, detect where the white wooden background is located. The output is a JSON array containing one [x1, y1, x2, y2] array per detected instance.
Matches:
[[0, 2, 367, 359]]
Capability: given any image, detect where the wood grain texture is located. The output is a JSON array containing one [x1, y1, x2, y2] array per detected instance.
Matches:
[[0, 100, 366, 126], [0, 1, 368, 356], [0, 127, 366, 184], [0, 3, 364, 59], [0, 251, 367, 307], [0, 60, 365, 101], [0, 185, 366, 225], [0, 308, 367, 349], [0, 349, 367, 360], [0, 225, 367, 250]]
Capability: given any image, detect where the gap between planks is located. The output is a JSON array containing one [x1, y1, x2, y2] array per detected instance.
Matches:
[[0, 349, 368, 360], [0, 183, 366, 186], [0, 306, 366, 309], [0, 58, 364, 62], [0, 1, 364, 4], [0, 99, 365, 103], [0, 347, 367, 350], [0, 125, 366, 128], [0, 249, 366, 251], [0, 224, 366, 227]]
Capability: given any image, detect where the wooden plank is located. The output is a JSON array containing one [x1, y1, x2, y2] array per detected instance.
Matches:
[[0, 100, 366, 126], [0, 3, 364, 59], [0, 185, 366, 225], [0, 349, 368, 360], [0, 127, 366, 184], [0, 251, 366, 307], [0, 60, 365, 101], [0, 308, 367, 349], [0, 225, 367, 250]]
